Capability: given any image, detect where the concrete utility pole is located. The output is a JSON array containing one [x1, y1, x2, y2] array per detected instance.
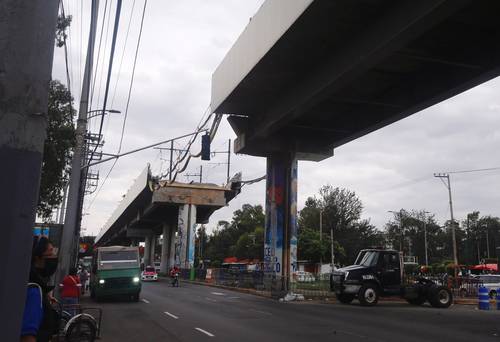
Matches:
[[422, 211, 430, 267], [58, 0, 100, 286], [0, 1, 59, 339], [319, 209, 323, 267], [434, 173, 459, 274]]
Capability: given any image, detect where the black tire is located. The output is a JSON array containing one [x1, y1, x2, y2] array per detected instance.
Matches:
[[65, 319, 97, 342], [90, 287, 95, 299], [428, 285, 452, 308], [132, 293, 140, 302], [406, 297, 426, 305], [336, 293, 355, 304], [358, 284, 379, 306]]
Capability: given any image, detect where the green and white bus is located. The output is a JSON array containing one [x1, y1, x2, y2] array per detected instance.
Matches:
[[90, 246, 141, 301]]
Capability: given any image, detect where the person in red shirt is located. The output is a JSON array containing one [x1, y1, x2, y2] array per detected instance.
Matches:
[[59, 267, 81, 316]]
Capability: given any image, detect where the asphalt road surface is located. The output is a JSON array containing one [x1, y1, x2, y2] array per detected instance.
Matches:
[[87, 279, 500, 341]]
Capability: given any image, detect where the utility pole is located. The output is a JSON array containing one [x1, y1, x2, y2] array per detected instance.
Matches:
[[227, 139, 231, 184], [422, 211, 430, 267], [0, 1, 59, 339], [434, 173, 459, 275], [330, 226, 335, 270], [169, 140, 174, 182], [58, 0, 100, 286], [484, 224, 490, 259], [319, 210, 323, 267]]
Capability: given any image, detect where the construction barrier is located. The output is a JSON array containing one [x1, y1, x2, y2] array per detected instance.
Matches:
[[478, 286, 489, 310]]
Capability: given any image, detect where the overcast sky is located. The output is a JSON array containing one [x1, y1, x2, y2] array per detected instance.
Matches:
[[52, 0, 500, 237]]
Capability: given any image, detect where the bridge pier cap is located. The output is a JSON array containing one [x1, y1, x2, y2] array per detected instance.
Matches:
[[212, 0, 500, 160]]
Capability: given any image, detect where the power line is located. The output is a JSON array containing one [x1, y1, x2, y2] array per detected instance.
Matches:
[[445, 166, 500, 174], [87, 0, 123, 167], [86, 0, 148, 211]]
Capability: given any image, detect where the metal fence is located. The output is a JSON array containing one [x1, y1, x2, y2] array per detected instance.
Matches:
[[177, 268, 488, 300]]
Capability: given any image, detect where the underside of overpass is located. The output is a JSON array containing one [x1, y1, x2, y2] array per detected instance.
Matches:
[[211, 0, 500, 295], [95, 166, 241, 273]]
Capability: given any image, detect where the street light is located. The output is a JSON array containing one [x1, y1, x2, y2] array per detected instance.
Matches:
[[388, 210, 403, 252], [86, 108, 121, 119]]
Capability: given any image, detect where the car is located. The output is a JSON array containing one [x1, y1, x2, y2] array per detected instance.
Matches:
[[477, 274, 500, 298], [141, 266, 158, 281], [295, 271, 316, 283]]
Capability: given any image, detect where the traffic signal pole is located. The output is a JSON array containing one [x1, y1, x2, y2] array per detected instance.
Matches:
[[0, 1, 59, 339]]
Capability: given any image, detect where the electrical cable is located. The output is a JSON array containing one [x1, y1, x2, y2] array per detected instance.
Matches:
[[86, 0, 148, 211], [95, 0, 115, 110], [86, 0, 123, 167], [445, 166, 500, 174], [89, 0, 110, 111]]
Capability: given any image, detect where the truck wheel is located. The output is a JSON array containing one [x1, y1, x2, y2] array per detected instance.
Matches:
[[429, 286, 452, 308], [358, 284, 379, 306], [336, 293, 355, 304], [90, 288, 95, 299], [406, 297, 426, 305]]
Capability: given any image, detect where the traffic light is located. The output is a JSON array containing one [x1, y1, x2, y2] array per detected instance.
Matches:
[[201, 133, 210, 160]]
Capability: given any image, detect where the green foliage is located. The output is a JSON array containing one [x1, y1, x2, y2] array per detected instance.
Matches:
[[203, 204, 265, 266], [298, 185, 382, 265], [37, 80, 76, 220], [56, 14, 72, 47]]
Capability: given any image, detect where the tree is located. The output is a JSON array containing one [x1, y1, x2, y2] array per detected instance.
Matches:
[[298, 185, 379, 265], [203, 204, 265, 266], [37, 80, 76, 219]]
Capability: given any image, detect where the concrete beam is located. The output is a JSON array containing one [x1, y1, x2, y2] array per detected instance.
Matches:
[[126, 227, 154, 238], [153, 184, 226, 207]]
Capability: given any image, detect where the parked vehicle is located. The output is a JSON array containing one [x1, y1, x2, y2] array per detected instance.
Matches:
[[330, 249, 452, 308], [90, 246, 141, 301], [141, 266, 158, 281], [476, 274, 500, 298], [295, 271, 316, 283]]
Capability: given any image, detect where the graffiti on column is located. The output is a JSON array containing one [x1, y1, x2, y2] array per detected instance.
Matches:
[[264, 157, 285, 275], [176, 205, 186, 267], [289, 159, 298, 277], [187, 205, 197, 268]]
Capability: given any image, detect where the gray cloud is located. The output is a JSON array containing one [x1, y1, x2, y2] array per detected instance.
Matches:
[[53, 1, 500, 237]]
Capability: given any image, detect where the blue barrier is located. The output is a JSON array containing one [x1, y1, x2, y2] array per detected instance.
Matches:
[[496, 288, 500, 310], [478, 286, 489, 310]]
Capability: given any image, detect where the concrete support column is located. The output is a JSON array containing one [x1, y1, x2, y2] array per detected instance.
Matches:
[[177, 204, 197, 270], [144, 235, 152, 266], [264, 153, 298, 295], [168, 224, 176, 269], [160, 223, 170, 274], [150, 235, 157, 265]]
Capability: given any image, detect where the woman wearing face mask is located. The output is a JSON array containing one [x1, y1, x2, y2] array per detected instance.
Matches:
[[21, 236, 60, 342]]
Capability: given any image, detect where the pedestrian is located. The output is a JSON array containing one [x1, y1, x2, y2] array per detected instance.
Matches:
[[78, 268, 89, 295], [21, 236, 60, 342], [59, 267, 81, 316]]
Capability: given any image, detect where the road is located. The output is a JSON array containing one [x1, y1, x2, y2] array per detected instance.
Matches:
[[87, 279, 500, 341]]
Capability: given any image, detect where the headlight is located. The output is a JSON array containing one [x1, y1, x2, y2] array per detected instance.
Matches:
[[133, 277, 140, 283], [99, 279, 105, 284]]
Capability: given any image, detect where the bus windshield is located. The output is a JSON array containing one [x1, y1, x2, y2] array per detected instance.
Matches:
[[99, 249, 139, 270]]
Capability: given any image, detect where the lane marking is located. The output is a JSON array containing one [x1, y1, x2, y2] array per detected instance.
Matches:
[[141, 299, 150, 304], [228, 296, 240, 299], [205, 297, 217, 302], [211, 292, 225, 296], [251, 309, 272, 316], [195, 328, 215, 337], [164, 311, 179, 319]]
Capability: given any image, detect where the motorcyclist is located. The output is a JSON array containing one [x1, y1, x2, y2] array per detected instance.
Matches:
[[169, 266, 180, 287]]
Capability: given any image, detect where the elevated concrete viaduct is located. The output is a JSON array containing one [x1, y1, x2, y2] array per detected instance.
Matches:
[[211, 0, 500, 295], [95, 166, 240, 275]]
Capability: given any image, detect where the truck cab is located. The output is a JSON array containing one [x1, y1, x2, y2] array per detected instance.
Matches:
[[331, 249, 452, 308]]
